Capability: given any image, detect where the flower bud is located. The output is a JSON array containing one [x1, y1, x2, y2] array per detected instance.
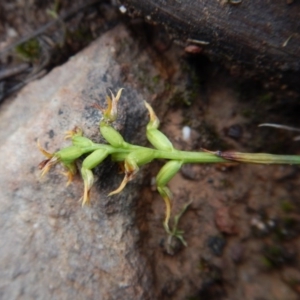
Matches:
[[127, 148, 155, 166], [147, 129, 173, 151], [56, 146, 84, 162], [144, 101, 173, 150], [82, 149, 109, 170], [100, 122, 125, 148], [71, 136, 94, 148], [156, 160, 183, 186]]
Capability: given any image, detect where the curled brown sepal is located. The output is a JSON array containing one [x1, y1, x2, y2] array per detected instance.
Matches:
[[60, 162, 77, 186], [64, 126, 83, 140], [108, 160, 138, 196], [37, 140, 59, 177], [60, 171, 74, 186]]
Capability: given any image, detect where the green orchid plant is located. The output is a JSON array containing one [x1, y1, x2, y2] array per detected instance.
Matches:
[[39, 89, 300, 247]]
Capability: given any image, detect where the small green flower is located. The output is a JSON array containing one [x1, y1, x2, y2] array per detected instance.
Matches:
[[38, 141, 84, 185], [109, 148, 154, 196], [145, 102, 173, 151], [71, 135, 95, 148], [80, 148, 110, 206], [156, 160, 183, 187]]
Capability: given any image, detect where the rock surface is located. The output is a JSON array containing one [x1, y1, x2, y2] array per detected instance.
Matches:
[[0, 24, 165, 300]]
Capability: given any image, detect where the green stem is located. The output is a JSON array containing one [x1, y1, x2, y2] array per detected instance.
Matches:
[[78, 142, 300, 166], [153, 149, 228, 164], [215, 151, 300, 165]]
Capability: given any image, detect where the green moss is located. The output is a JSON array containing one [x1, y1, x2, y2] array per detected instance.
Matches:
[[167, 90, 192, 107], [262, 245, 283, 268], [15, 38, 41, 62], [258, 92, 274, 104], [197, 122, 230, 150], [261, 256, 274, 268], [72, 28, 92, 42], [152, 75, 160, 84], [241, 109, 254, 118], [280, 200, 295, 213], [273, 216, 298, 241], [198, 258, 222, 281], [220, 178, 233, 189], [262, 244, 295, 268]]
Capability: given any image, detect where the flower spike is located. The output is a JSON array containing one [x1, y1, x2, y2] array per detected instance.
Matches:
[[39, 87, 300, 249]]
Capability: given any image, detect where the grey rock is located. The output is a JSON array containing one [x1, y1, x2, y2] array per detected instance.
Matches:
[[0, 24, 169, 300]]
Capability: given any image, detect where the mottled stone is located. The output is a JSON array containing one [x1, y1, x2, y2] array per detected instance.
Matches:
[[215, 206, 237, 235], [0, 24, 167, 300]]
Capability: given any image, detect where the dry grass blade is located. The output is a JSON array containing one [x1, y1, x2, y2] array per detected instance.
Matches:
[[259, 123, 300, 141]]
